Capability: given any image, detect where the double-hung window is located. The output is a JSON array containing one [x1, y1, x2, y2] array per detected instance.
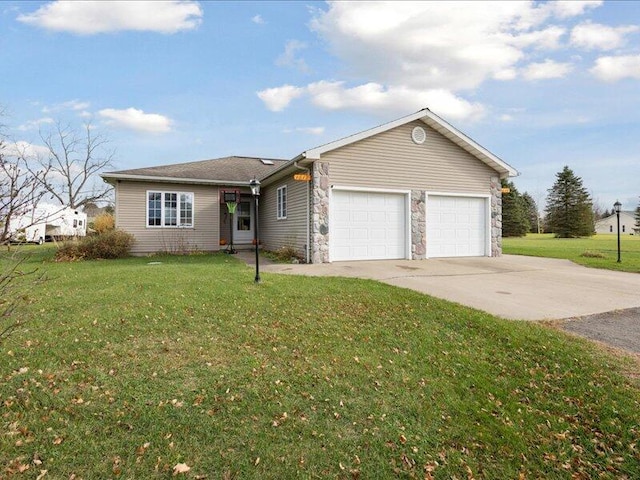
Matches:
[[147, 191, 194, 227], [277, 186, 287, 219]]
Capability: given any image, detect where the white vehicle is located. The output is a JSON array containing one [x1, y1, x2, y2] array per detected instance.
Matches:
[[10, 205, 87, 244]]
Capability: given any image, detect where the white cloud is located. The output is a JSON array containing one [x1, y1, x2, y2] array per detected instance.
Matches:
[[283, 126, 325, 135], [17, 117, 54, 131], [61, 99, 90, 111], [522, 59, 573, 80], [41, 99, 91, 114], [509, 26, 566, 50], [547, 0, 602, 19], [276, 40, 309, 73], [258, 1, 607, 121], [0, 140, 50, 159], [256, 85, 305, 112], [309, 82, 486, 121], [251, 14, 265, 25], [570, 22, 639, 51], [590, 54, 640, 82], [98, 108, 172, 133], [494, 68, 518, 81], [308, 2, 587, 92], [17, 0, 203, 35], [259, 81, 485, 121]]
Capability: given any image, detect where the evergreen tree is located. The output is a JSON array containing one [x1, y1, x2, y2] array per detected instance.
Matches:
[[544, 166, 594, 238], [634, 198, 640, 234], [522, 192, 539, 233], [501, 179, 529, 237]]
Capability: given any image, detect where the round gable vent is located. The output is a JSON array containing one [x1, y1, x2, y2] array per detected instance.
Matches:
[[411, 126, 426, 145]]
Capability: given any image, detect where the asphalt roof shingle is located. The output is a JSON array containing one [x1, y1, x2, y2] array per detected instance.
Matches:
[[104, 156, 288, 183]]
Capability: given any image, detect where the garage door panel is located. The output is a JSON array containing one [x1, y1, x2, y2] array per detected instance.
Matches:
[[332, 190, 406, 261], [427, 195, 486, 258]]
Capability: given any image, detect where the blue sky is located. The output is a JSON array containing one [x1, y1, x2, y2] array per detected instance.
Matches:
[[1, 0, 639, 212]]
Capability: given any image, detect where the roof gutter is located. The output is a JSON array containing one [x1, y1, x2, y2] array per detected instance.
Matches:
[[100, 173, 251, 187]]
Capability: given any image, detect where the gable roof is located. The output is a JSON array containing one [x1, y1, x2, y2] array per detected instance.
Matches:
[[291, 108, 518, 179], [102, 156, 288, 186], [595, 211, 636, 224]]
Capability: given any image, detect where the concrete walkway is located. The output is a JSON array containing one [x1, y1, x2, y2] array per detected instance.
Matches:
[[261, 255, 640, 321]]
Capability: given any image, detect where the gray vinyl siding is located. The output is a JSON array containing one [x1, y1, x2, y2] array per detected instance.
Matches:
[[260, 174, 309, 258], [115, 181, 219, 254], [325, 121, 495, 194]]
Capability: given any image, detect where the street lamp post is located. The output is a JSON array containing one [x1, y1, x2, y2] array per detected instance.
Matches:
[[614, 200, 622, 263], [249, 178, 261, 283]]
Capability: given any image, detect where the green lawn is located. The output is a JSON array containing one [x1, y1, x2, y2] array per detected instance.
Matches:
[[503, 233, 640, 273], [1, 247, 639, 478]]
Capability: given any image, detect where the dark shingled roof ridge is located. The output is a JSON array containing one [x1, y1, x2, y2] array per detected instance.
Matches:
[[105, 155, 289, 183]]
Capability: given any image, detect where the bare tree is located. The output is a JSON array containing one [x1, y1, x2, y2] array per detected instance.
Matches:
[[591, 192, 608, 220], [0, 141, 48, 245], [0, 253, 46, 346], [31, 122, 114, 209]]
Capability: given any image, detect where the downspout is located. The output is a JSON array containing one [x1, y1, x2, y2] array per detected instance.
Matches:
[[294, 160, 310, 264]]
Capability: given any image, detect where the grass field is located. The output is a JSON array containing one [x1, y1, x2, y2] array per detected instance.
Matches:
[[1, 246, 639, 478], [503, 233, 640, 273]]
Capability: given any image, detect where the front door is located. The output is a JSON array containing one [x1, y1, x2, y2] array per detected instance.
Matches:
[[233, 200, 253, 244]]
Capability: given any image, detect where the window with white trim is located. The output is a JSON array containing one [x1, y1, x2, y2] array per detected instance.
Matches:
[[277, 186, 287, 219], [147, 191, 194, 227]]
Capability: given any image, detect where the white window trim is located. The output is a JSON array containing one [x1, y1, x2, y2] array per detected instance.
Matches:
[[146, 190, 195, 228], [277, 185, 287, 220]]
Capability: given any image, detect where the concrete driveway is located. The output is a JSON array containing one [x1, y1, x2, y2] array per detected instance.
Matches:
[[262, 255, 640, 321]]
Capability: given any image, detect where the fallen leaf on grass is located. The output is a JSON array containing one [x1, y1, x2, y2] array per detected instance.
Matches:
[[173, 463, 190, 475], [36, 470, 47, 480]]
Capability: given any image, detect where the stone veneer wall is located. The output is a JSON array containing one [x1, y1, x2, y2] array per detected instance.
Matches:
[[411, 190, 426, 260], [490, 176, 502, 256], [311, 162, 330, 263]]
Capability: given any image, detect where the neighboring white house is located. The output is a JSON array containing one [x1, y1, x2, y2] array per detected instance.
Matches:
[[595, 211, 636, 235], [10, 204, 88, 243]]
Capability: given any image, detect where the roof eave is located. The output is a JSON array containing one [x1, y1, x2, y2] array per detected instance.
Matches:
[[259, 153, 313, 185], [100, 173, 252, 187]]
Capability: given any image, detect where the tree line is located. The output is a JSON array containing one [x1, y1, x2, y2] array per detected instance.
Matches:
[[502, 165, 640, 238]]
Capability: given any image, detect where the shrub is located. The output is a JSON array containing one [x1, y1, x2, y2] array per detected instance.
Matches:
[[56, 230, 135, 261], [266, 245, 304, 263], [93, 213, 115, 234]]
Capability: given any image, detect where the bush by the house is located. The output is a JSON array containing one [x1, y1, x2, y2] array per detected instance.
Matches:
[[56, 230, 134, 261], [92, 213, 116, 234], [266, 245, 304, 263]]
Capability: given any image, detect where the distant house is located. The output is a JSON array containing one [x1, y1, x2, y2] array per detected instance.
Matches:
[[595, 211, 636, 235], [101, 109, 519, 261]]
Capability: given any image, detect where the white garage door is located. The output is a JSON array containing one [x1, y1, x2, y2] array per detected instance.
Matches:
[[427, 195, 487, 258], [332, 190, 407, 261]]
